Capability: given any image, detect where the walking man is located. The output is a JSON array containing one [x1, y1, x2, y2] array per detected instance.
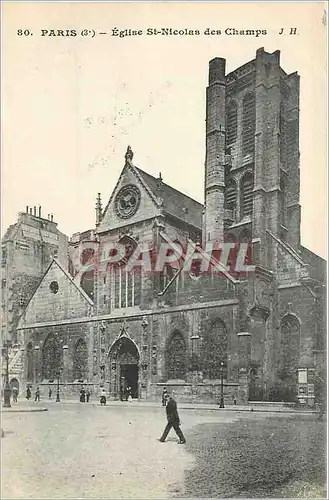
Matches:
[[34, 387, 40, 402], [26, 386, 31, 400], [12, 387, 18, 403], [159, 393, 186, 444], [161, 387, 168, 406]]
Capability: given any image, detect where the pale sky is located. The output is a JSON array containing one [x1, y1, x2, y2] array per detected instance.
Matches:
[[2, 2, 327, 258]]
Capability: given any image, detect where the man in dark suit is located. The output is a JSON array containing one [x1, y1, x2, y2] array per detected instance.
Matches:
[[159, 393, 186, 444]]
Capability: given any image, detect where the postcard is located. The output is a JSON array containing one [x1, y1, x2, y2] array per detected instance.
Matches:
[[1, 2, 327, 499]]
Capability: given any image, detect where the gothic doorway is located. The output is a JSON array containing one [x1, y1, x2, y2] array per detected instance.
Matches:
[[120, 364, 139, 399], [10, 378, 19, 394], [108, 336, 140, 400]]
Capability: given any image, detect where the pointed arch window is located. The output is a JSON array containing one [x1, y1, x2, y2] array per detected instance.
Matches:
[[73, 338, 88, 380], [166, 331, 187, 380], [226, 101, 238, 145], [242, 93, 256, 156], [42, 334, 62, 380], [225, 179, 237, 211], [281, 314, 300, 369], [112, 236, 141, 308], [241, 172, 253, 218], [202, 319, 228, 379], [280, 314, 300, 400]]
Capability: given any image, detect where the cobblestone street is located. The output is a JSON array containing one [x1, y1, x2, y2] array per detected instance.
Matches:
[[2, 402, 326, 499]]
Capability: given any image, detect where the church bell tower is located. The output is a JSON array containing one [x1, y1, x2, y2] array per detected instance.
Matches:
[[204, 57, 227, 245]]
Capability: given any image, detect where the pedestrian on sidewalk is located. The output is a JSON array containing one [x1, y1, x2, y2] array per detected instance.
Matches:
[[26, 386, 31, 400], [86, 388, 91, 402], [125, 385, 132, 401], [49, 388, 52, 399], [79, 387, 86, 403], [162, 387, 168, 406], [233, 395, 237, 405], [100, 387, 106, 406], [158, 393, 186, 444], [34, 387, 40, 402], [12, 387, 18, 403]]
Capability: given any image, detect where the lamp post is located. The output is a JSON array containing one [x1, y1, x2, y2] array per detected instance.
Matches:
[[219, 361, 225, 409], [2, 340, 12, 408], [56, 370, 60, 402], [140, 316, 149, 400]]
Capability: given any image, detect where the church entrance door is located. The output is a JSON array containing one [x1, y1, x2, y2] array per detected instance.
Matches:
[[108, 336, 140, 400], [120, 364, 139, 399]]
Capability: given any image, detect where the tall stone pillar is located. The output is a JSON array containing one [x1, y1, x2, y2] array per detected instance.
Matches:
[[62, 345, 69, 382], [140, 317, 149, 399], [99, 322, 106, 387], [237, 332, 251, 403], [34, 345, 41, 383]]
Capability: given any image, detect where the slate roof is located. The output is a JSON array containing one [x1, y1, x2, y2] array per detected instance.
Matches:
[[135, 167, 203, 230], [300, 245, 326, 282]]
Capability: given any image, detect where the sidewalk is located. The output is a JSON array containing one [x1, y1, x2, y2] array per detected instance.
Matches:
[[2, 402, 48, 413], [4, 398, 318, 414]]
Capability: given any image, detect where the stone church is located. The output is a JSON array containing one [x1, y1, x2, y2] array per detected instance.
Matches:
[[3, 48, 326, 405]]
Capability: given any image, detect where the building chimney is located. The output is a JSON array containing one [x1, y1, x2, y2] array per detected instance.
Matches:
[[33, 206, 37, 216], [38, 206, 41, 218], [47, 214, 50, 220], [26, 206, 29, 213], [50, 214, 53, 222], [29, 208, 33, 215]]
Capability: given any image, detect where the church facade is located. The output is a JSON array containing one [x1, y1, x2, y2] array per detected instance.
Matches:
[[9, 48, 326, 404]]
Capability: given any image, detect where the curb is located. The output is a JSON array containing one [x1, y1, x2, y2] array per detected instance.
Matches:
[[2, 408, 48, 413], [180, 406, 317, 414], [33, 400, 318, 415]]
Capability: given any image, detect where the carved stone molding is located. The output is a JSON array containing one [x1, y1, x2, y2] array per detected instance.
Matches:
[[249, 304, 270, 321]]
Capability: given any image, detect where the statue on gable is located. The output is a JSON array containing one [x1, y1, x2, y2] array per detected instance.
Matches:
[[125, 145, 134, 164]]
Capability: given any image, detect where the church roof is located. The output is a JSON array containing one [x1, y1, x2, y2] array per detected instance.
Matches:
[[299, 245, 326, 282], [134, 167, 203, 230]]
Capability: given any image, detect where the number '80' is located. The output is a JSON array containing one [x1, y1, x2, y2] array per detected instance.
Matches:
[[17, 29, 31, 36]]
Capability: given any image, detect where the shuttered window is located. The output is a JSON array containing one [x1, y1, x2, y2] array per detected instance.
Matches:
[[226, 101, 238, 145], [241, 172, 253, 217], [225, 179, 237, 209], [242, 93, 256, 156]]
